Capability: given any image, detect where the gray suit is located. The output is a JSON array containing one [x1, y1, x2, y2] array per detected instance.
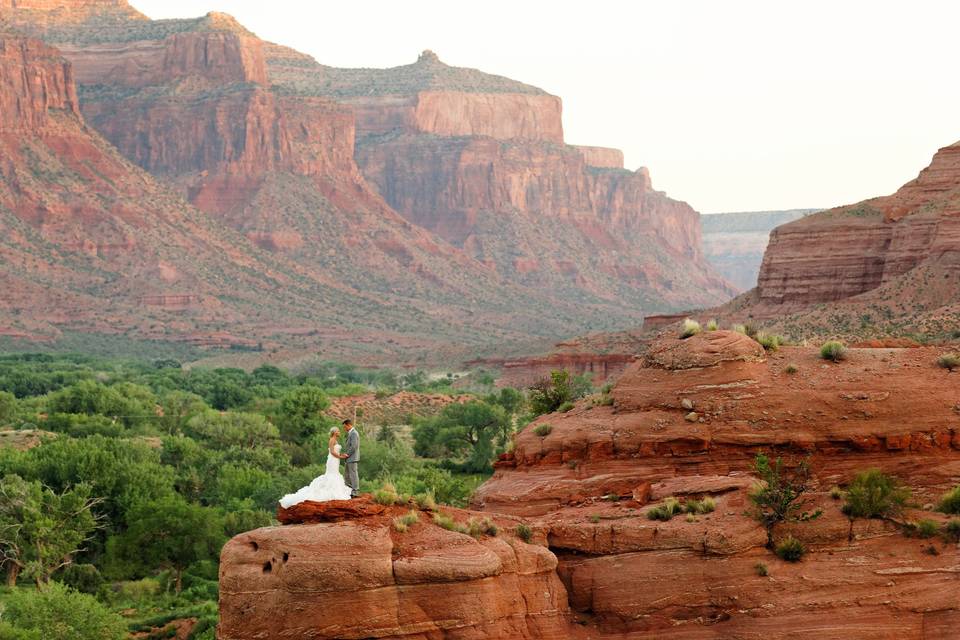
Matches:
[[344, 427, 360, 497]]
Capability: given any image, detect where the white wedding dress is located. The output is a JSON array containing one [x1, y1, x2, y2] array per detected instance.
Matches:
[[279, 444, 353, 507]]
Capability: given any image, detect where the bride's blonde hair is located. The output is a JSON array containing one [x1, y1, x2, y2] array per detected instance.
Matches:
[[329, 427, 339, 436]]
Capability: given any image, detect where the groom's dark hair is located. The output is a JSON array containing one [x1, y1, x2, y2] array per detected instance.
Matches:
[[342, 419, 352, 426]]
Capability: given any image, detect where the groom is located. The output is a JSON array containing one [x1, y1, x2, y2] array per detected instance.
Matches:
[[342, 419, 360, 498]]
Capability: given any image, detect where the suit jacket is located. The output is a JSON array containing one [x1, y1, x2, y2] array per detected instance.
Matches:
[[345, 427, 360, 462]]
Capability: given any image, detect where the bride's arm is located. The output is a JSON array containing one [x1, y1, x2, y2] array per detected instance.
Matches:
[[328, 436, 338, 456]]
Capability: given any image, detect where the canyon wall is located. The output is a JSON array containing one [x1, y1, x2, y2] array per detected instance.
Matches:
[[756, 142, 960, 306], [0, 37, 79, 129], [268, 48, 735, 310]]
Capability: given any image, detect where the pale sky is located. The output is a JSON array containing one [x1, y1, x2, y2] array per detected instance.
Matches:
[[131, 0, 960, 214]]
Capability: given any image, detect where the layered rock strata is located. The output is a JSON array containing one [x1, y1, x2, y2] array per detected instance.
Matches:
[[220, 332, 960, 638]]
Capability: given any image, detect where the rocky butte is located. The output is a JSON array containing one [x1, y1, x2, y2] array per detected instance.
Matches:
[[220, 331, 960, 639]]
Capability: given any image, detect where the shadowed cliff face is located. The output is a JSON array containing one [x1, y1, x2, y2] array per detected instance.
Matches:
[[219, 334, 960, 639]]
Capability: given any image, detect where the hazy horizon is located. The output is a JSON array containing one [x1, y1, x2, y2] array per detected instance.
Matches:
[[131, 0, 960, 214]]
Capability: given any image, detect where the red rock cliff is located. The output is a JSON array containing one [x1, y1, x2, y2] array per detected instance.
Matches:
[[757, 141, 960, 306], [0, 37, 78, 129]]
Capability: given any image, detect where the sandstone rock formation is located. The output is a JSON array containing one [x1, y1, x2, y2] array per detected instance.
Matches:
[[266, 45, 733, 309], [220, 498, 573, 640], [701, 209, 816, 291], [761, 142, 960, 303], [220, 333, 960, 638], [0, 0, 737, 358]]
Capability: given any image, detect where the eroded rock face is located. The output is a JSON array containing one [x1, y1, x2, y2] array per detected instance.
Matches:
[[0, 37, 78, 129], [757, 142, 960, 306], [472, 335, 960, 637], [268, 47, 734, 310], [219, 499, 573, 640], [221, 338, 960, 639], [357, 134, 732, 307]]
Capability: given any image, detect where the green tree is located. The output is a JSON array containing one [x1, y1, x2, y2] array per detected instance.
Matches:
[[0, 581, 125, 640], [107, 495, 225, 593], [0, 475, 101, 587], [747, 453, 822, 546], [0, 391, 15, 424], [413, 401, 508, 473], [185, 410, 280, 449], [0, 436, 175, 529], [159, 391, 208, 435], [275, 385, 329, 442], [528, 370, 591, 416]]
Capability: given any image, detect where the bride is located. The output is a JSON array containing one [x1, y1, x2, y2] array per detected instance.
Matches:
[[279, 426, 353, 507]]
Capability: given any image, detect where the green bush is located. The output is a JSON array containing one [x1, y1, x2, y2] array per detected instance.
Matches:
[[943, 519, 960, 542], [820, 341, 847, 362], [915, 519, 939, 539], [937, 485, 960, 514], [431, 511, 466, 534], [0, 582, 126, 640], [706, 319, 719, 331], [372, 483, 402, 506], [685, 497, 716, 515], [785, 364, 798, 374], [532, 423, 553, 437], [843, 469, 909, 518], [413, 491, 437, 511], [774, 535, 805, 562], [732, 324, 747, 335], [680, 318, 701, 339], [754, 562, 768, 577], [466, 517, 497, 538], [515, 523, 533, 543], [937, 353, 960, 371], [755, 333, 782, 351], [393, 510, 419, 533], [647, 497, 684, 521], [829, 486, 843, 500], [557, 401, 575, 413]]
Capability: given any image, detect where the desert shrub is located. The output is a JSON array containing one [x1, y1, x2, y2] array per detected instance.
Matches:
[[528, 370, 591, 416], [732, 324, 747, 335], [829, 486, 843, 500], [820, 341, 847, 362], [515, 523, 533, 543], [774, 535, 805, 562], [755, 333, 782, 351], [706, 319, 719, 331], [915, 519, 939, 539], [685, 497, 716, 515], [748, 453, 821, 546], [532, 423, 553, 437], [937, 485, 960, 514], [413, 491, 437, 511], [372, 483, 401, 506], [466, 517, 498, 538], [590, 514, 601, 523], [785, 363, 799, 374], [680, 318, 702, 339], [558, 401, 575, 413], [943, 519, 960, 542], [843, 469, 910, 518], [937, 353, 960, 371], [431, 511, 465, 534], [647, 497, 684, 521], [754, 562, 768, 577], [392, 510, 419, 532]]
